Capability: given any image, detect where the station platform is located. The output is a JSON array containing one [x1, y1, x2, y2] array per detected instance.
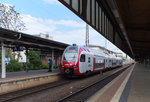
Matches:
[[0, 69, 60, 94], [87, 63, 150, 102]]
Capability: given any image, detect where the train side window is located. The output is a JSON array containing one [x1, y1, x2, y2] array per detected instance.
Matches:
[[88, 57, 90, 63], [80, 54, 85, 62]]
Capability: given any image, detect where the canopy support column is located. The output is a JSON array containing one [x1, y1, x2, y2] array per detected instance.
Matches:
[[52, 49, 54, 71], [1, 42, 6, 78], [26, 47, 29, 72]]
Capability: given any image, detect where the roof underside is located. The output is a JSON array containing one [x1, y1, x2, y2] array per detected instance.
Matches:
[[0, 27, 69, 51], [59, 0, 150, 59], [115, 0, 150, 58], [59, 0, 134, 58]]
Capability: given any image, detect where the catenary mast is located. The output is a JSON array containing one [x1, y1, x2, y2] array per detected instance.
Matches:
[[85, 24, 89, 46]]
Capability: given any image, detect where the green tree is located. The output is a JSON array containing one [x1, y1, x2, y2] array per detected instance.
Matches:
[[6, 59, 22, 72], [26, 50, 42, 70], [0, 3, 26, 31], [0, 3, 26, 63]]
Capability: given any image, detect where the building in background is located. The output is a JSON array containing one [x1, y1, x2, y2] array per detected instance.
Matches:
[[36, 33, 53, 40], [14, 50, 26, 63]]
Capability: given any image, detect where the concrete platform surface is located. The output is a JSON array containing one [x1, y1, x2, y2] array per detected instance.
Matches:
[[0, 69, 59, 81], [0, 69, 60, 94], [87, 63, 150, 102], [127, 63, 150, 102]]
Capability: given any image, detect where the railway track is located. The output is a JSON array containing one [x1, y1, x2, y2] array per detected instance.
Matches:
[[0, 64, 132, 102], [0, 79, 71, 102], [56, 65, 132, 102]]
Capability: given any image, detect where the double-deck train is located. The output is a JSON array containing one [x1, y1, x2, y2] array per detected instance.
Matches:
[[60, 44, 123, 76]]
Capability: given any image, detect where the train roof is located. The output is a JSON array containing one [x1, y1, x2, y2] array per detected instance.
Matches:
[[69, 45, 122, 58]]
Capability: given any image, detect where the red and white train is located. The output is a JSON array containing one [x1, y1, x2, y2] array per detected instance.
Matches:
[[60, 44, 123, 76]]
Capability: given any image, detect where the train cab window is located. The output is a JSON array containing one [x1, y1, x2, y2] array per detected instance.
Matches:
[[88, 57, 90, 63], [80, 54, 85, 62]]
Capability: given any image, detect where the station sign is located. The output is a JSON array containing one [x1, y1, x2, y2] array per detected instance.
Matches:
[[13, 46, 24, 52]]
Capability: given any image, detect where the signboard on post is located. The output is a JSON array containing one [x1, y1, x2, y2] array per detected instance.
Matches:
[[13, 46, 24, 52]]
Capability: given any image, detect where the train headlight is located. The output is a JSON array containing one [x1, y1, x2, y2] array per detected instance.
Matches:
[[65, 68, 70, 74], [73, 65, 77, 68]]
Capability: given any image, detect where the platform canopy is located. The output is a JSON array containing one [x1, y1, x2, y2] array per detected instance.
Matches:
[[0, 27, 69, 50], [59, 0, 150, 59], [0, 27, 69, 78], [115, 0, 150, 59]]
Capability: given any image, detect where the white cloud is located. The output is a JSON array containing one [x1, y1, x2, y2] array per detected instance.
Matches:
[[21, 14, 84, 35], [53, 29, 85, 45], [3, 3, 13, 7], [21, 15, 56, 34], [43, 0, 60, 4], [21, 14, 98, 45], [46, 19, 85, 28], [21, 14, 123, 54]]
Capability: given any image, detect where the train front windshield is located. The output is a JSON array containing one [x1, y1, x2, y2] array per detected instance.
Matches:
[[63, 46, 78, 62]]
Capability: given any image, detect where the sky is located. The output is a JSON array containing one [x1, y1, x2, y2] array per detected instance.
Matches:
[[0, 0, 127, 56]]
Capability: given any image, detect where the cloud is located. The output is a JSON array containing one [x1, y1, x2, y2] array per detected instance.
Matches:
[[21, 14, 124, 54], [21, 14, 56, 34], [21, 14, 84, 35], [53, 29, 85, 45], [21, 14, 86, 45], [21, 14, 100, 45], [46, 19, 85, 28], [43, 0, 60, 4], [3, 3, 13, 7]]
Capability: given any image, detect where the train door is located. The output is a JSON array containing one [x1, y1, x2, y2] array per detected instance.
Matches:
[[109, 58, 112, 68], [93, 58, 95, 71], [98, 56, 105, 70], [79, 54, 86, 73], [112, 58, 117, 67], [87, 56, 93, 71], [105, 57, 108, 69]]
